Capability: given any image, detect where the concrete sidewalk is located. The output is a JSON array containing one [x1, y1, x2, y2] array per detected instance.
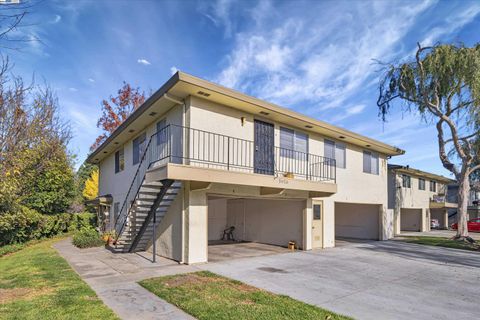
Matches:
[[54, 238, 198, 320]]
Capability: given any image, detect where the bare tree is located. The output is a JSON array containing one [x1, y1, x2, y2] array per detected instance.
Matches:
[[0, 0, 40, 50], [377, 43, 480, 240]]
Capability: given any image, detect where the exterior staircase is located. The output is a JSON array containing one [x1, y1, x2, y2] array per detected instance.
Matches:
[[113, 178, 182, 253]]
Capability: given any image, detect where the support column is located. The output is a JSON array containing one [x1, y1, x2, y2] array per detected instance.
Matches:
[[394, 208, 401, 236], [443, 209, 449, 229], [183, 182, 208, 264], [303, 199, 313, 250], [323, 200, 335, 248], [421, 208, 429, 232], [381, 205, 394, 240]]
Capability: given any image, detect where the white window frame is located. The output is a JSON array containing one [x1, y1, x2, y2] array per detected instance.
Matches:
[[324, 139, 346, 169], [280, 127, 308, 157], [363, 150, 379, 175]]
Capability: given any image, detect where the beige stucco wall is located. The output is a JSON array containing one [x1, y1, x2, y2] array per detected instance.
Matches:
[[207, 198, 228, 240]]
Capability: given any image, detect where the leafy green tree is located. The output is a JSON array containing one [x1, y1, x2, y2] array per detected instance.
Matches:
[[0, 58, 75, 215], [377, 43, 480, 239]]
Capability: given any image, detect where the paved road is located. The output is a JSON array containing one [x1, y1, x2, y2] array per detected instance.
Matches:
[[54, 239, 196, 320], [202, 240, 480, 320]]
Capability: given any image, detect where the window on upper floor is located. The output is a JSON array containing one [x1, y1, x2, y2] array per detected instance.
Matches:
[[363, 150, 379, 175], [132, 132, 147, 165], [402, 174, 411, 188], [418, 178, 425, 190], [280, 127, 308, 157], [114, 148, 124, 173], [324, 139, 346, 169], [430, 180, 437, 192]]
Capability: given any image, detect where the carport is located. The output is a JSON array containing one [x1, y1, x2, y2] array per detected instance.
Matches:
[[334, 202, 380, 240], [430, 208, 448, 229], [400, 208, 422, 231], [207, 196, 304, 262]]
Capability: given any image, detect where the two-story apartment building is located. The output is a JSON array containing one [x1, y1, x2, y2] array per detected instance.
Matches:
[[388, 164, 456, 233], [87, 72, 404, 264]]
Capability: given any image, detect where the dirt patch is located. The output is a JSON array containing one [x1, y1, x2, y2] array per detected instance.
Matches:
[[163, 273, 261, 296], [0, 287, 54, 304], [164, 273, 227, 288]]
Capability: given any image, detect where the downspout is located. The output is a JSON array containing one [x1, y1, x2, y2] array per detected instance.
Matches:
[[163, 93, 188, 264]]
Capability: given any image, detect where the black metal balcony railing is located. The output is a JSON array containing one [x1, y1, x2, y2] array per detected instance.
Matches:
[[114, 124, 336, 239], [149, 124, 336, 182]]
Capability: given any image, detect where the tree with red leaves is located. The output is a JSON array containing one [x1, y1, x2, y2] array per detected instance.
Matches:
[[91, 82, 145, 151]]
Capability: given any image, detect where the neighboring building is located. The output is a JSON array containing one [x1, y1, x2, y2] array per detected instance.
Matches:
[[388, 164, 456, 233], [447, 185, 480, 223], [87, 72, 404, 264]]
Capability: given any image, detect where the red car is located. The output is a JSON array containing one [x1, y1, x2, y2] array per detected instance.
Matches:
[[451, 218, 480, 232]]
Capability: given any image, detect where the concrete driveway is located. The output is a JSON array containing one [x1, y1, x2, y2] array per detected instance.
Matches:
[[399, 229, 480, 240], [201, 240, 480, 320]]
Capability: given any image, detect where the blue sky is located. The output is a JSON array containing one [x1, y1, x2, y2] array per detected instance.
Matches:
[[9, 0, 480, 176]]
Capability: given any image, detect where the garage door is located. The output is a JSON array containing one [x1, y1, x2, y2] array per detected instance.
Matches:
[[335, 202, 380, 240], [401, 208, 422, 231]]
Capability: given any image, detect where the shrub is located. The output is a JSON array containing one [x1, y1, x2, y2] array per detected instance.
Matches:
[[0, 207, 97, 246], [72, 228, 104, 249]]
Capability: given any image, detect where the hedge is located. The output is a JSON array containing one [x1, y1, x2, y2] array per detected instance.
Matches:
[[0, 206, 96, 246], [72, 227, 104, 248]]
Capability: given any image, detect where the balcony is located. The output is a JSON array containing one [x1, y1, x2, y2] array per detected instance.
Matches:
[[142, 125, 337, 196], [430, 195, 457, 209]]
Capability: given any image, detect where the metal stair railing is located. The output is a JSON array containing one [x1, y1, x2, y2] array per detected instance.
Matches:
[[113, 125, 172, 243]]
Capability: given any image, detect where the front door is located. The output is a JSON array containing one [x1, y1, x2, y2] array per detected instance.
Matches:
[[254, 120, 274, 175], [312, 201, 323, 248]]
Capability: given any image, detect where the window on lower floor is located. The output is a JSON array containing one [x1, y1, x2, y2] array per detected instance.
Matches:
[[363, 150, 379, 174], [418, 178, 425, 190]]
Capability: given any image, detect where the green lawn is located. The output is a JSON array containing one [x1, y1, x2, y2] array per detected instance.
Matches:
[[0, 237, 118, 320], [140, 271, 351, 320], [399, 236, 479, 251]]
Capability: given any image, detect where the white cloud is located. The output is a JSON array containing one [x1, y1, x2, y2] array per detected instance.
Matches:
[[330, 104, 366, 123], [170, 66, 178, 75], [88, 78, 95, 83], [214, 0, 436, 111], [199, 0, 236, 37], [68, 87, 78, 92], [137, 58, 151, 65], [419, 3, 480, 46], [52, 15, 62, 24]]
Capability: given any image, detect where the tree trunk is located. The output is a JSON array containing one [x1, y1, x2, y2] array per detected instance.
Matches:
[[456, 173, 470, 238]]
